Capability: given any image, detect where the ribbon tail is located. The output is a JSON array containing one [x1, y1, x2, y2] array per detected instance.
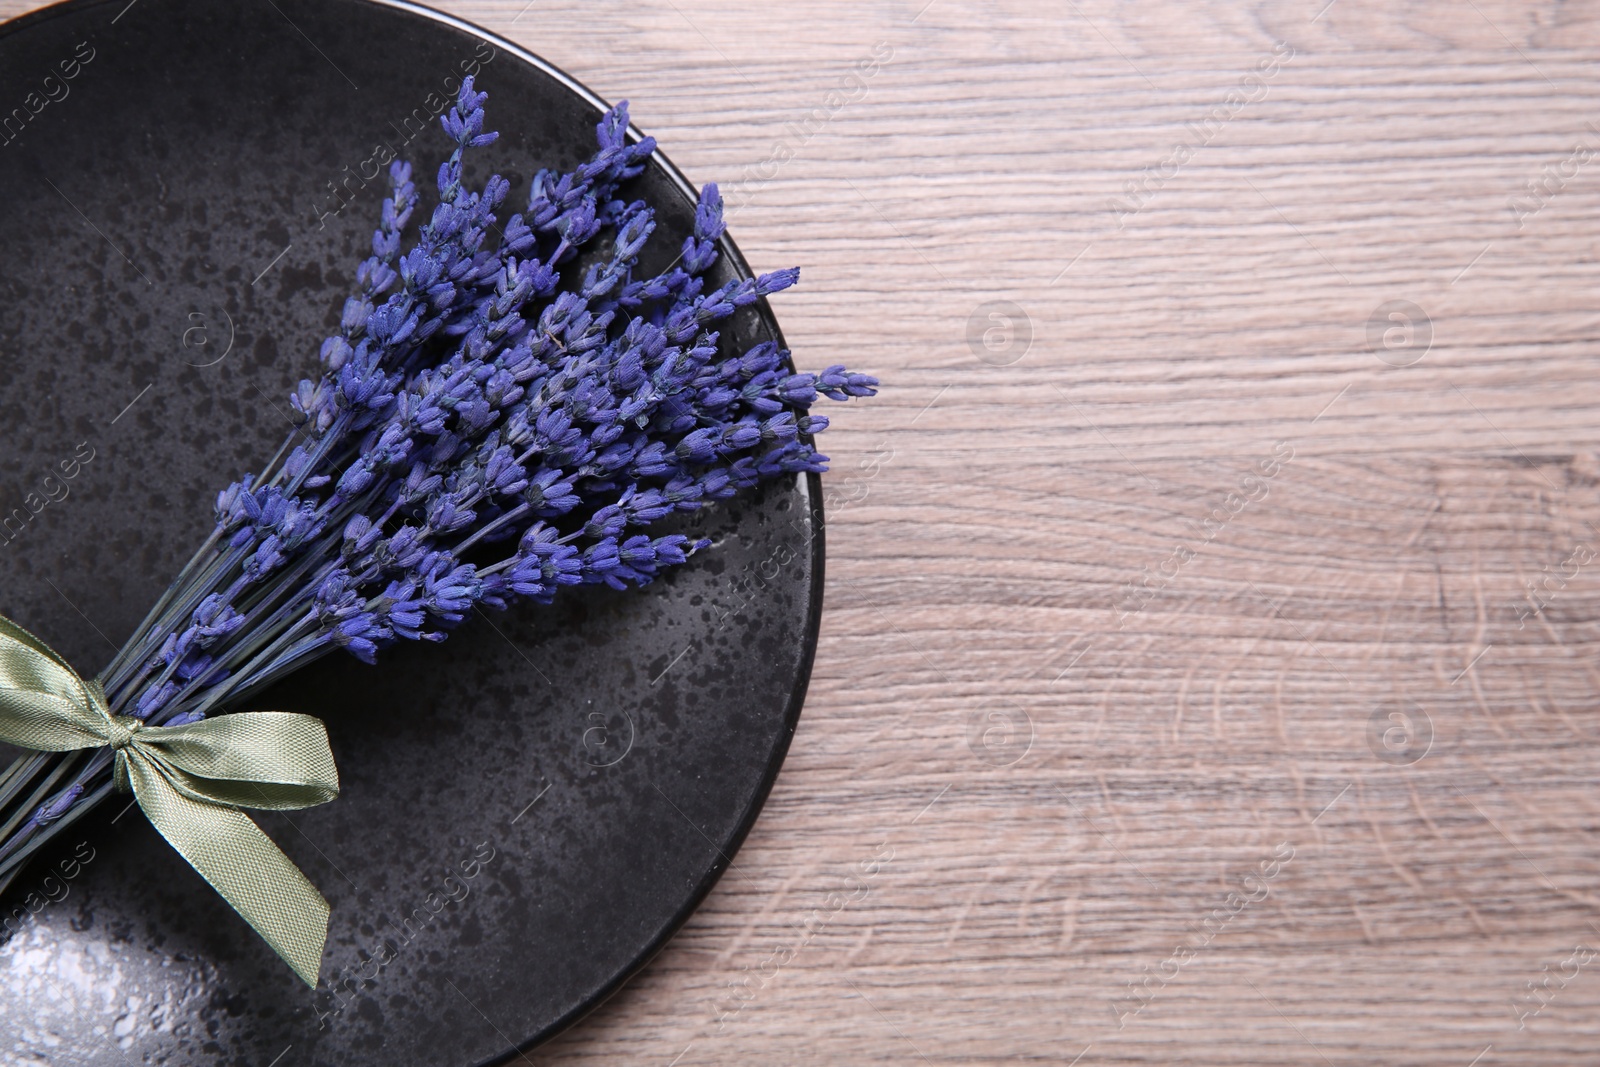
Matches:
[[127, 756, 329, 987]]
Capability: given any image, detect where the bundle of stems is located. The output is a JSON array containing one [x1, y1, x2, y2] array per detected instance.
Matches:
[[0, 78, 874, 899]]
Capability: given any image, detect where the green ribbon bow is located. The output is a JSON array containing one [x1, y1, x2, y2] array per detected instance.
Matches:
[[0, 617, 338, 986]]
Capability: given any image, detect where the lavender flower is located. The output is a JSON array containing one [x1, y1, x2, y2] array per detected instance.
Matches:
[[0, 76, 876, 874]]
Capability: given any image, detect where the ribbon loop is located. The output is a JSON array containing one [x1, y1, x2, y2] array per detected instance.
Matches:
[[0, 617, 339, 987]]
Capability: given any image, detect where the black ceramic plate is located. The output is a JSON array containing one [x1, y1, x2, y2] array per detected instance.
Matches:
[[0, 1, 821, 1062]]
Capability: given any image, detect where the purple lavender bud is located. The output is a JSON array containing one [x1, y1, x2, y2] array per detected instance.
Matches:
[[617, 534, 657, 568], [582, 539, 623, 585], [238, 487, 264, 523], [675, 427, 721, 464], [776, 372, 818, 405], [342, 515, 382, 558], [403, 462, 444, 503], [761, 412, 798, 443], [456, 395, 495, 435], [554, 198, 600, 255], [655, 535, 690, 567], [720, 419, 762, 451], [426, 496, 475, 534], [727, 456, 760, 490], [336, 461, 375, 499], [596, 101, 630, 151], [381, 579, 428, 639], [506, 555, 550, 598], [582, 505, 627, 541], [455, 75, 489, 122], [474, 572, 509, 612], [192, 593, 227, 627], [815, 364, 879, 400], [484, 447, 528, 496], [367, 302, 421, 347], [664, 476, 704, 507], [259, 488, 290, 529], [617, 487, 670, 523], [34, 784, 84, 825], [380, 526, 428, 571], [175, 652, 215, 682], [321, 336, 353, 373], [755, 267, 801, 295], [332, 616, 381, 664], [191, 595, 245, 642], [278, 502, 327, 550], [249, 534, 285, 576], [423, 558, 478, 617], [694, 183, 726, 242], [630, 441, 671, 477], [500, 213, 537, 256], [214, 476, 251, 519], [484, 368, 522, 409], [136, 680, 179, 720], [341, 297, 372, 333]]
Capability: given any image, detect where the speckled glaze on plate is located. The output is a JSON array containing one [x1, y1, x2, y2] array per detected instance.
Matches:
[[0, 1, 822, 1062]]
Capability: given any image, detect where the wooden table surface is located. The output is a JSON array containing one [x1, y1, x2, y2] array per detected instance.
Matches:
[[8, 0, 1600, 1063]]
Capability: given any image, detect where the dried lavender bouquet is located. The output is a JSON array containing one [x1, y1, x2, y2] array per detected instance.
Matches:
[[0, 78, 873, 971]]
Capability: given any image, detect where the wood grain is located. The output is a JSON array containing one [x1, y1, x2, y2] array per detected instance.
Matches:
[[7, 0, 1600, 1062]]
